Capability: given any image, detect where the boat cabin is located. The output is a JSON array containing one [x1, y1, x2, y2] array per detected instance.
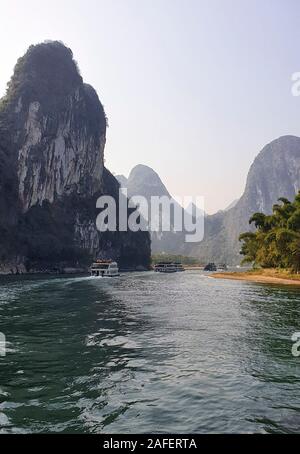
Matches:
[[90, 260, 119, 277]]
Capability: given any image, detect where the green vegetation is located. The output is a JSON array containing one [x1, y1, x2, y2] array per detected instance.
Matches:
[[151, 254, 200, 265], [239, 191, 300, 271]]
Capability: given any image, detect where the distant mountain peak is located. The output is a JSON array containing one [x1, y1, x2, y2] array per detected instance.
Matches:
[[113, 134, 300, 264], [243, 134, 300, 214], [191, 135, 300, 264], [127, 164, 170, 198]]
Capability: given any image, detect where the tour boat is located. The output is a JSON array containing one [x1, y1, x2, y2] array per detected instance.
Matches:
[[154, 262, 178, 273], [174, 262, 185, 272], [204, 263, 217, 272], [90, 260, 119, 277], [218, 263, 228, 271]]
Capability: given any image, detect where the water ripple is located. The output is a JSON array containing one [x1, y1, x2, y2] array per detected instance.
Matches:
[[0, 271, 300, 433]]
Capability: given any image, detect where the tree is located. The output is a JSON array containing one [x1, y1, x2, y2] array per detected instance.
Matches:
[[239, 191, 300, 272]]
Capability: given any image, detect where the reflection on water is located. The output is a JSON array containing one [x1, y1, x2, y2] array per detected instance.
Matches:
[[0, 271, 299, 433]]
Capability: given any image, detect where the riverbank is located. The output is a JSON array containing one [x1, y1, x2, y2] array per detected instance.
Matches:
[[212, 269, 300, 286]]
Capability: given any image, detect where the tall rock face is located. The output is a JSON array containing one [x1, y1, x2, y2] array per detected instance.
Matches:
[[0, 41, 151, 273], [121, 137, 300, 263], [2, 42, 106, 211], [191, 135, 300, 264], [124, 165, 196, 254], [237, 135, 300, 214], [126, 165, 170, 199]]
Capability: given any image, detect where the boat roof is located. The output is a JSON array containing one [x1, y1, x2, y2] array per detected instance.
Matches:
[[95, 259, 113, 263], [155, 262, 177, 265], [91, 260, 117, 266]]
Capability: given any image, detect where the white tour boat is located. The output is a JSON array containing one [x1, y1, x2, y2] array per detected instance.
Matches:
[[154, 262, 177, 273], [90, 260, 119, 278]]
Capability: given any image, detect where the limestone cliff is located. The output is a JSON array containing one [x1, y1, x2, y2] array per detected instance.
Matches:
[[122, 164, 196, 254], [0, 41, 151, 273], [191, 135, 300, 264], [121, 137, 300, 264]]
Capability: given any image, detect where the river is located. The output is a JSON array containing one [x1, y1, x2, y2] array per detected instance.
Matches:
[[0, 271, 299, 433]]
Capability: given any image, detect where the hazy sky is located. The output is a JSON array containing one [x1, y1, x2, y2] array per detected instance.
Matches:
[[1, 0, 300, 213]]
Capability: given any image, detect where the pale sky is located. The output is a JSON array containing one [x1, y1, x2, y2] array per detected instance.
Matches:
[[1, 0, 300, 213]]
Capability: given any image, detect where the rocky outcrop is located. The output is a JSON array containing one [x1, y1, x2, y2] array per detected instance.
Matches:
[[123, 164, 196, 254], [122, 137, 300, 264], [191, 135, 300, 264], [126, 165, 170, 199], [0, 41, 151, 273]]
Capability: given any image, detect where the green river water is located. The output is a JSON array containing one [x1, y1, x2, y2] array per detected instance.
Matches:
[[0, 271, 299, 433]]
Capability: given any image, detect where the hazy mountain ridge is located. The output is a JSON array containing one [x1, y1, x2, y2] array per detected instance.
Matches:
[[191, 135, 300, 263], [224, 199, 239, 211], [121, 164, 195, 254], [123, 136, 300, 263]]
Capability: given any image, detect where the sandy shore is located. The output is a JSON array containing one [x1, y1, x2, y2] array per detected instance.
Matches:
[[212, 271, 300, 286]]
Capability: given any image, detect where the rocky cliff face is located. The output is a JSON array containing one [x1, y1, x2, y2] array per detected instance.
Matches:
[[121, 136, 300, 264], [0, 41, 151, 273], [126, 165, 170, 199], [238, 135, 300, 214], [191, 135, 300, 264], [122, 164, 195, 254]]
